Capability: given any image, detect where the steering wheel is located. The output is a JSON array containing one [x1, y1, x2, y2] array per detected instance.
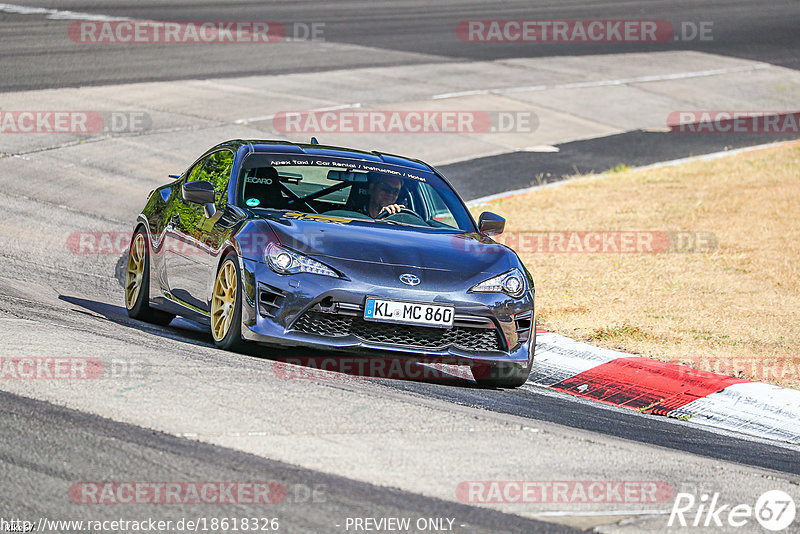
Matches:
[[377, 207, 421, 219]]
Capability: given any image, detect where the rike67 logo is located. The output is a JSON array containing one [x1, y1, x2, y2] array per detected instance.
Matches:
[[669, 490, 796, 531]]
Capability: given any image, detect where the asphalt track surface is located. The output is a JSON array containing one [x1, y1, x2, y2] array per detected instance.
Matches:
[[0, 0, 798, 92], [0, 391, 571, 533], [1, 1, 800, 532]]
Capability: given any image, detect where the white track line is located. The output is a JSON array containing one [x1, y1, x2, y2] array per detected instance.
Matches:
[[531, 510, 671, 517], [233, 63, 773, 131], [234, 103, 363, 125], [432, 65, 771, 100], [0, 3, 133, 21]]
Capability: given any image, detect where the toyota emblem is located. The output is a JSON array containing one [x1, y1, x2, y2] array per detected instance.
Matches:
[[399, 273, 420, 286]]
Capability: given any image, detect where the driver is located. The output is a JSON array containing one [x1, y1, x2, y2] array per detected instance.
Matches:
[[361, 175, 406, 218]]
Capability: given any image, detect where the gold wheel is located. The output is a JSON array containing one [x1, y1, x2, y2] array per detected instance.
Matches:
[[125, 233, 146, 309], [211, 259, 238, 342]]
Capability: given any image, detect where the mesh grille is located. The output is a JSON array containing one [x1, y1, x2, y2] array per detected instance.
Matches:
[[292, 311, 503, 352]]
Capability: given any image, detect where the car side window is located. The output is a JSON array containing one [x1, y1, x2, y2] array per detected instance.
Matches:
[[188, 150, 234, 208], [419, 182, 458, 228], [186, 159, 206, 182]]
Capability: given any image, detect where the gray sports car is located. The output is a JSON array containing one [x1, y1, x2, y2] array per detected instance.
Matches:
[[125, 139, 535, 387]]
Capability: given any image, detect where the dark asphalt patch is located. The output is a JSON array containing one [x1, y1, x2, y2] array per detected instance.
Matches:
[[441, 130, 800, 200]]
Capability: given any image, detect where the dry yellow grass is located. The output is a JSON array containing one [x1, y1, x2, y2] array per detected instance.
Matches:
[[474, 142, 800, 389]]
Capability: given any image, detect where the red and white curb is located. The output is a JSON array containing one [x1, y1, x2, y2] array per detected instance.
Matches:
[[465, 141, 800, 445], [528, 330, 800, 444]]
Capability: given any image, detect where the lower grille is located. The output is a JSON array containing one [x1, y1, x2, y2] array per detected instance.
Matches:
[[292, 311, 503, 352]]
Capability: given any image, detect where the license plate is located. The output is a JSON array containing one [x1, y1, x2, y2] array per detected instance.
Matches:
[[364, 297, 454, 328]]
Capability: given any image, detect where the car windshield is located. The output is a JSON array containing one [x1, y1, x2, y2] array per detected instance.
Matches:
[[237, 154, 475, 231]]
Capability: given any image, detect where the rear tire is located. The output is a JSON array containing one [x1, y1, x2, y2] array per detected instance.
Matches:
[[211, 253, 247, 352], [125, 228, 175, 326]]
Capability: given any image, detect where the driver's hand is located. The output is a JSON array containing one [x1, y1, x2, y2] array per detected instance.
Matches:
[[380, 203, 406, 215]]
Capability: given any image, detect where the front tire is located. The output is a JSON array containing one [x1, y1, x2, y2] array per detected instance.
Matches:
[[472, 329, 535, 388], [210, 254, 247, 351], [125, 229, 175, 326], [472, 361, 532, 388]]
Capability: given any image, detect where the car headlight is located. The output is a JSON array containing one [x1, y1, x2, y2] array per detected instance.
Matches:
[[470, 268, 527, 298], [266, 243, 338, 278]]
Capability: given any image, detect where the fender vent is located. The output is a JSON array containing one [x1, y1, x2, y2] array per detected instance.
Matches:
[[258, 284, 285, 317]]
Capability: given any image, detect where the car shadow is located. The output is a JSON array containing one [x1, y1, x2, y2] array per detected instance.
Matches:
[[59, 294, 214, 347], [58, 294, 481, 388]]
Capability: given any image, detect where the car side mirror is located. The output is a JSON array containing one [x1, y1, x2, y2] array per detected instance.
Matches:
[[182, 180, 217, 218], [478, 211, 505, 236]]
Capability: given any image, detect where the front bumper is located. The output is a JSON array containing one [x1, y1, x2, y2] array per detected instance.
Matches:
[[239, 258, 534, 365]]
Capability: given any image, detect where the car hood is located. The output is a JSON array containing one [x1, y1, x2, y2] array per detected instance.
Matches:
[[262, 213, 515, 275]]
